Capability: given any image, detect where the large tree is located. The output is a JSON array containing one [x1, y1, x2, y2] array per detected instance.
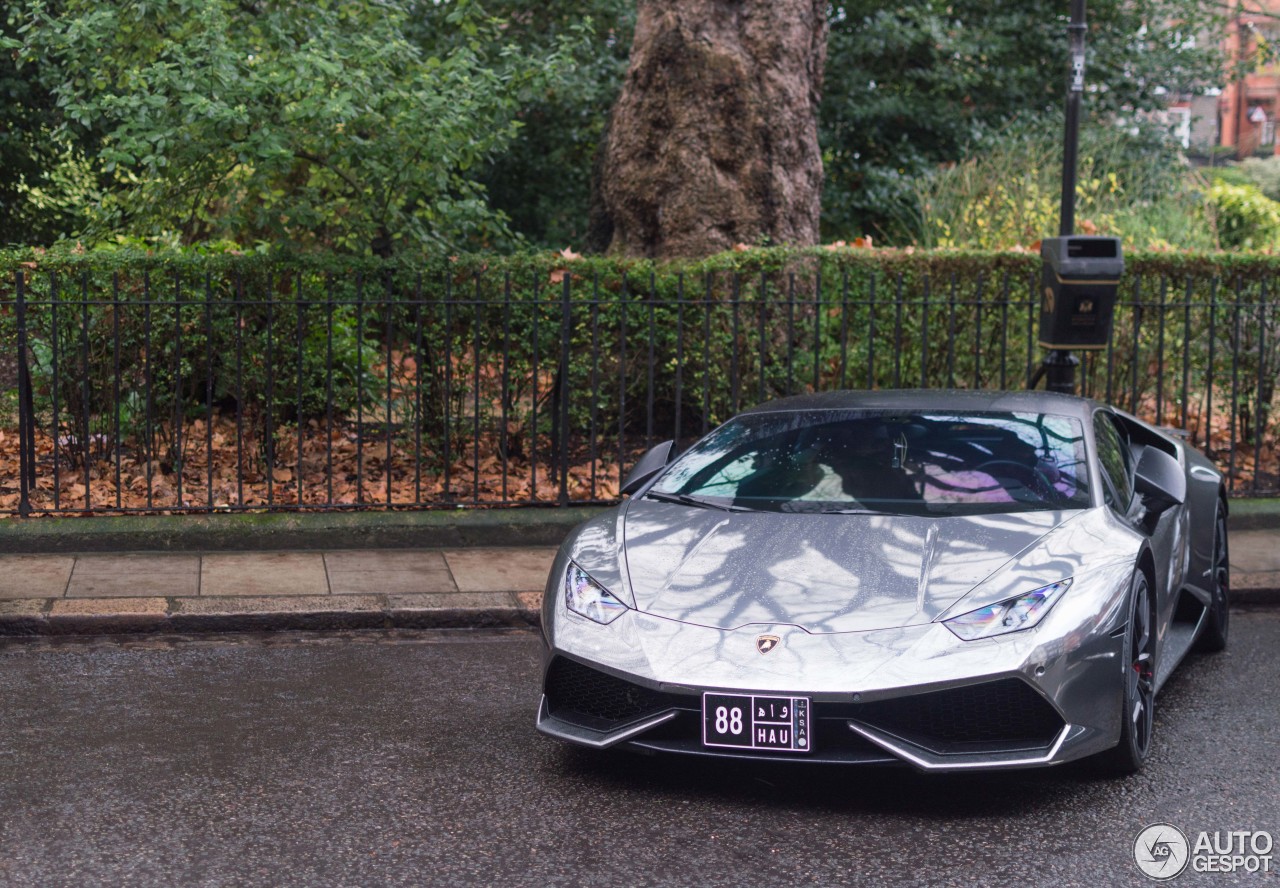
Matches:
[[594, 0, 828, 258]]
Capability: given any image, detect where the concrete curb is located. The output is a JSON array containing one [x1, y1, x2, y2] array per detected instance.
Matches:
[[2, 594, 1274, 639], [0, 599, 542, 637], [0, 507, 609, 554], [1224, 498, 1280, 531], [1235, 588, 1280, 607]]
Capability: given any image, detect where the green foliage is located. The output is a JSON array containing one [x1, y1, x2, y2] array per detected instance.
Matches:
[[1203, 182, 1280, 249], [11, 265, 385, 473], [1236, 156, 1280, 201], [6, 245, 1280, 470], [911, 120, 1215, 250], [408, 1, 635, 250], [10, 0, 584, 254], [7, 0, 1228, 255], [0, 4, 104, 246], [821, 0, 1227, 242], [1206, 164, 1253, 188]]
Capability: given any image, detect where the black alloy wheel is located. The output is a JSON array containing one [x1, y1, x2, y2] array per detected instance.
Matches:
[[1197, 504, 1230, 653], [1098, 570, 1155, 775]]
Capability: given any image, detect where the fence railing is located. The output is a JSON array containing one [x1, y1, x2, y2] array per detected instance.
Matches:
[[2, 264, 1278, 516]]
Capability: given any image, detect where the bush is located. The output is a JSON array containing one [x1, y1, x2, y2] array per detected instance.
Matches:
[[1206, 164, 1251, 188], [4, 246, 1280, 503], [1202, 182, 1280, 249], [1237, 156, 1280, 201], [909, 120, 1215, 250], [12, 0, 584, 255], [10, 265, 383, 472]]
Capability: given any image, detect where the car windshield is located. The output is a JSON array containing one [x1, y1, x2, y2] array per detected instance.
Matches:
[[648, 409, 1091, 516]]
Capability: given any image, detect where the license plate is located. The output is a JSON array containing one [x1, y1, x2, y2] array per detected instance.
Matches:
[[702, 693, 810, 753]]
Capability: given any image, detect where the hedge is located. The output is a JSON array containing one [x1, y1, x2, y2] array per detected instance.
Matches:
[[1, 245, 1278, 502]]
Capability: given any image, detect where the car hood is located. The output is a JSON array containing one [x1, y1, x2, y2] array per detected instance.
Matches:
[[621, 501, 1081, 634]]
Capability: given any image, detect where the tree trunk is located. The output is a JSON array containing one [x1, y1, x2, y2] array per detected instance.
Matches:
[[596, 0, 828, 259]]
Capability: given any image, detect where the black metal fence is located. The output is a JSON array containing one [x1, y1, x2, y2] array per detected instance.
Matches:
[[3, 264, 1278, 516]]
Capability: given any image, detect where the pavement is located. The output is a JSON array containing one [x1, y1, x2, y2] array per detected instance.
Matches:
[[0, 547, 558, 635], [0, 521, 1277, 637]]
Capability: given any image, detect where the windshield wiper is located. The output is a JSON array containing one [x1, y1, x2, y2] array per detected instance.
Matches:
[[643, 491, 750, 512]]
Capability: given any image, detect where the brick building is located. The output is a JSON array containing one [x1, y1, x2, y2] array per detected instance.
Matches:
[[1170, 1, 1280, 157]]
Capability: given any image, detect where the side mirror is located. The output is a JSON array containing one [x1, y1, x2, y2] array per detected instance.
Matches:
[[620, 440, 674, 496], [1133, 446, 1185, 515]]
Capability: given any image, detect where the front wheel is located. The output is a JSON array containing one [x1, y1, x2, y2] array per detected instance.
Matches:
[[1096, 570, 1156, 776]]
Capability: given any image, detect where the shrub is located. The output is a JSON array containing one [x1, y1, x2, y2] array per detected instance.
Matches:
[[1206, 164, 1251, 188], [1237, 156, 1280, 200], [909, 120, 1214, 250], [1202, 182, 1280, 249], [8, 263, 383, 472], [4, 246, 1280, 502]]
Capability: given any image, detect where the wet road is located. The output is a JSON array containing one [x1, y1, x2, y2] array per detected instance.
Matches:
[[2, 614, 1278, 887]]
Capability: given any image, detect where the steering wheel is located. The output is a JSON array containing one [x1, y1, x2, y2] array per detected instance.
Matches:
[[974, 459, 1060, 502], [975, 459, 1036, 476]]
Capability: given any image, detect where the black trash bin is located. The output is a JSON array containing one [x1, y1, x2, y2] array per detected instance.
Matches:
[[1038, 236, 1123, 350]]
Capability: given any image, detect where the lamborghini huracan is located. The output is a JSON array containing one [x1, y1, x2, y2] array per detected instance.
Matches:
[[535, 390, 1229, 773]]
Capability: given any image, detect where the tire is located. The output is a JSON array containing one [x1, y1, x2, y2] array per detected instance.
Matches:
[[1096, 570, 1156, 776], [1195, 502, 1230, 653]]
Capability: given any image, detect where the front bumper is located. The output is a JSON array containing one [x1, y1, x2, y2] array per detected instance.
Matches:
[[537, 657, 1081, 769], [536, 562, 1134, 771]]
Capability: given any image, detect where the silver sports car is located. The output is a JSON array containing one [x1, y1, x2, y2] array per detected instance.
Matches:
[[535, 390, 1229, 773]]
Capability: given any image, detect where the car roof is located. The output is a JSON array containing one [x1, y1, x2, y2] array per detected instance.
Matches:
[[738, 389, 1098, 420]]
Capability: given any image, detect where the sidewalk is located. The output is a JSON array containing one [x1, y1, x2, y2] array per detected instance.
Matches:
[[0, 547, 558, 635], [1229, 529, 1280, 600], [0, 532, 1277, 637]]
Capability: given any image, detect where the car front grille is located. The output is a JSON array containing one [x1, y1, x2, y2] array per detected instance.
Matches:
[[544, 660, 1065, 760], [851, 678, 1065, 754], [543, 657, 675, 730]]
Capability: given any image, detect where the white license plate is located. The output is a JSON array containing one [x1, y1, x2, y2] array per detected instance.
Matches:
[[702, 693, 810, 753]]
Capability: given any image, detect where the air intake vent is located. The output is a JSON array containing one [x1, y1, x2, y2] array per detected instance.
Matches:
[[854, 678, 1064, 754], [544, 657, 671, 730]]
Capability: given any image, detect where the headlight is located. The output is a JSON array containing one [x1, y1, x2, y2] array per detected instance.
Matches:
[[565, 563, 629, 625], [943, 579, 1072, 641]]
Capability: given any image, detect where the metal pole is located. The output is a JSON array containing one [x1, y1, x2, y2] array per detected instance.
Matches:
[[1043, 349, 1080, 394], [557, 274, 572, 506], [16, 272, 34, 516], [1043, 0, 1087, 395], [1059, 0, 1086, 237]]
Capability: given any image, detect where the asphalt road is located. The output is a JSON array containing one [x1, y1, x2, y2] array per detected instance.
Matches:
[[2, 615, 1278, 888]]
